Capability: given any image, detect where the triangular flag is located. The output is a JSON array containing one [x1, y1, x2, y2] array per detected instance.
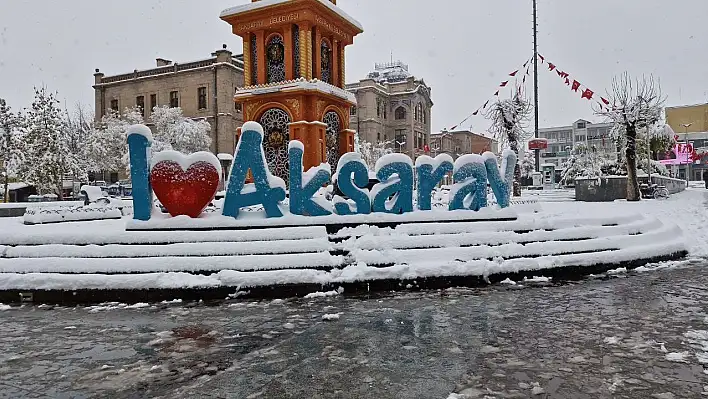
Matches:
[[500, 81, 509, 87], [450, 125, 458, 130], [601, 97, 610, 105], [572, 80, 581, 92], [557, 70, 563, 77], [548, 63, 556, 71], [472, 110, 479, 116], [522, 76, 527, 84], [581, 88, 594, 100], [483, 100, 489, 109], [539, 54, 545, 63], [565, 77, 570, 85], [494, 90, 499, 96], [523, 60, 529, 68], [509, 70, 519, 77]]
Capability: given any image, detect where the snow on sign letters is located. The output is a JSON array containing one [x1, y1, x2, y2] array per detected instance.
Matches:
[[127, 122, 516, 221]]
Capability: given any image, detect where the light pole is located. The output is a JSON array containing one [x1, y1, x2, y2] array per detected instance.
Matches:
[[532, 0, 540, 172], [681, 123, 693, 182], [395, 140, 406, 154]]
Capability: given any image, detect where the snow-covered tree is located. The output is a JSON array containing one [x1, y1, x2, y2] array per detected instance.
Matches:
[[519, 151, 535, 180], [597, 73, 664, 201], [0, 98, 24, 202], [357, 139, 393, 171], [84, 110, 130, 173], [149, 106, 211, 153], [19, 87, 83, 197], [64, 104, 94, 182], [559, 143, 604, 186], [485, 90, 533, 196]]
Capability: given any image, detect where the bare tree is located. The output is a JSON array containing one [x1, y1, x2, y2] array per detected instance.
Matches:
[[596, 73, 664, 201], [485, 90, 533, 196]]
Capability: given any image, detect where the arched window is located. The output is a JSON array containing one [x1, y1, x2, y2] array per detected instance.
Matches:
[[266, 35, 285, 83], [259, 108, 291, 181], [395, 106, 407, 120], [320, 39, 332, 84]]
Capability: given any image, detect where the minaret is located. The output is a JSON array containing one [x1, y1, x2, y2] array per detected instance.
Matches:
[[220, 0, 363, 181]]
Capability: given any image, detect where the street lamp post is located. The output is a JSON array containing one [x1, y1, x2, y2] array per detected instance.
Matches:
[[681, 123, 693, 182]]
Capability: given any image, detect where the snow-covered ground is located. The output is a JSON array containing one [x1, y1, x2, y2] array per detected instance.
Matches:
[[0, 188, 702, 293]]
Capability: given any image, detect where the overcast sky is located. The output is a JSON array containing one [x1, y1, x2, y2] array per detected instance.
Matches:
[[0, 0, 706, 133]]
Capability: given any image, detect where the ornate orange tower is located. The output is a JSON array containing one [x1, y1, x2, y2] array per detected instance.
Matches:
[[220, 0, 363, 181]]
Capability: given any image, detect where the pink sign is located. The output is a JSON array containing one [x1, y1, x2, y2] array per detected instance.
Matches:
[[659, 143, 694, 165]]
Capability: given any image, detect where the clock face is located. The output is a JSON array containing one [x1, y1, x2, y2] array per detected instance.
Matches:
[[268, 42, 284, 63]]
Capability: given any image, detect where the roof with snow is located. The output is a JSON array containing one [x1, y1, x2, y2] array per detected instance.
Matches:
[[220, 0, 363, 32], [366, 61, 412, 84]]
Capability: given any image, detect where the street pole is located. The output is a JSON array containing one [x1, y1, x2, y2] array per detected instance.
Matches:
[[681, 123, 693, 182], [533, 0, 540, 172]]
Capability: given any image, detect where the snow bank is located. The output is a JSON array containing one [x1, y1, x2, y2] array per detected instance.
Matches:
[[23, 205, 122, 225]]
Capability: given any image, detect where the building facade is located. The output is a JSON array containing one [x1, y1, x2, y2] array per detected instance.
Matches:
[[347, 61, 433, 159], [93, 45, 245, 156], [429, 129, 498, 158], [664, 103, 708, 181], [538, 119, 615, 167]]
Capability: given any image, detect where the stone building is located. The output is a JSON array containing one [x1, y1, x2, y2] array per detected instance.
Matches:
[[347, 61, 433, 158], [429, 129, 498, 158], [92, 45, 245, 155]]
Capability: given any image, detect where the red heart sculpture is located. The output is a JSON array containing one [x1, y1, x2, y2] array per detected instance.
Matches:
[[150, 155, 220, 218]]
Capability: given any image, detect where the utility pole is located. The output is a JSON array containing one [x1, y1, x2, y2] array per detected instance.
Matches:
[[533, 0, 540, 171]]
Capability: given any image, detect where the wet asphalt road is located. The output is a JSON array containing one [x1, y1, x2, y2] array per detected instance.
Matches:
[[1, 261, 708, 399]]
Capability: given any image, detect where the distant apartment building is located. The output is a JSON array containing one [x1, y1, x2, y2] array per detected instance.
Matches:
[[347, 61, 433, 158], [538, 119, 615, 167], [92, 45, 245, 157], [429, 129, 498, 158]]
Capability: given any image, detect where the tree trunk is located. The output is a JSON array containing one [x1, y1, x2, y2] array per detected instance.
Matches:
[[2, 169, 8, 203], [625, 126, 641, 201], [513, 164, 522, 197]]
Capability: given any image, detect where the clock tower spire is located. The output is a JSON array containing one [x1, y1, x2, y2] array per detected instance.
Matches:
[[220, 0, 363, 181]]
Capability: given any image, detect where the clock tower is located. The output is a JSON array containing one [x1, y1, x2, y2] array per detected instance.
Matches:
[[220, 0, 363, 182]]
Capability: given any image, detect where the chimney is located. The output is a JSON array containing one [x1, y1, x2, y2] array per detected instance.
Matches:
[[213, 44, 233, 63], [94, 68, 104, 84], [156, 58, 173, 67]]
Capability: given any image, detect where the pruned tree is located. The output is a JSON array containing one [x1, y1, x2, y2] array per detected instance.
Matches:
[[0, 98, 24, 202], [149, 106, 211, 154], [597, 73, 665, 201], [64, 103, 93, 183], [485, 90, 533, 196], [357, 139, 393, 171]]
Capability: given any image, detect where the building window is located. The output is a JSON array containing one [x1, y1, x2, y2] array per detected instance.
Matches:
[[266, 35, 286, 83], [577, 122, 586, 129], [320, 39, 332, 84], [376, 98, 383, 117], [293, 25, 300, 79], [136, 96, 145, 117], [395, 106, 406, 120], [150, 94, 157, 112], [235, 102, 243, 113], [383, 104, 387, 120], [170, 91, 179, 108], [350, 107, 357, 116], [110, 99, 119, 112], [250, 34, 258, 85], [198, 87, 207, 110]]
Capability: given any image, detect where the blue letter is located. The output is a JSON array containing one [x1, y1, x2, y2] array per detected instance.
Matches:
[[449, 154, 488, 211], [484, 150, 516, 208], [371, 154, 414, 214], [415, 154, 454, 211], [288, 141, 332, 216], [333, 153, 371, 215], [222, 122, 286, 218], [127, 125, 153, 221]]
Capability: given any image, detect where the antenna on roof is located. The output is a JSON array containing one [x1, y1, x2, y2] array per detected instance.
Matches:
[[390, 50, 393, 63]]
